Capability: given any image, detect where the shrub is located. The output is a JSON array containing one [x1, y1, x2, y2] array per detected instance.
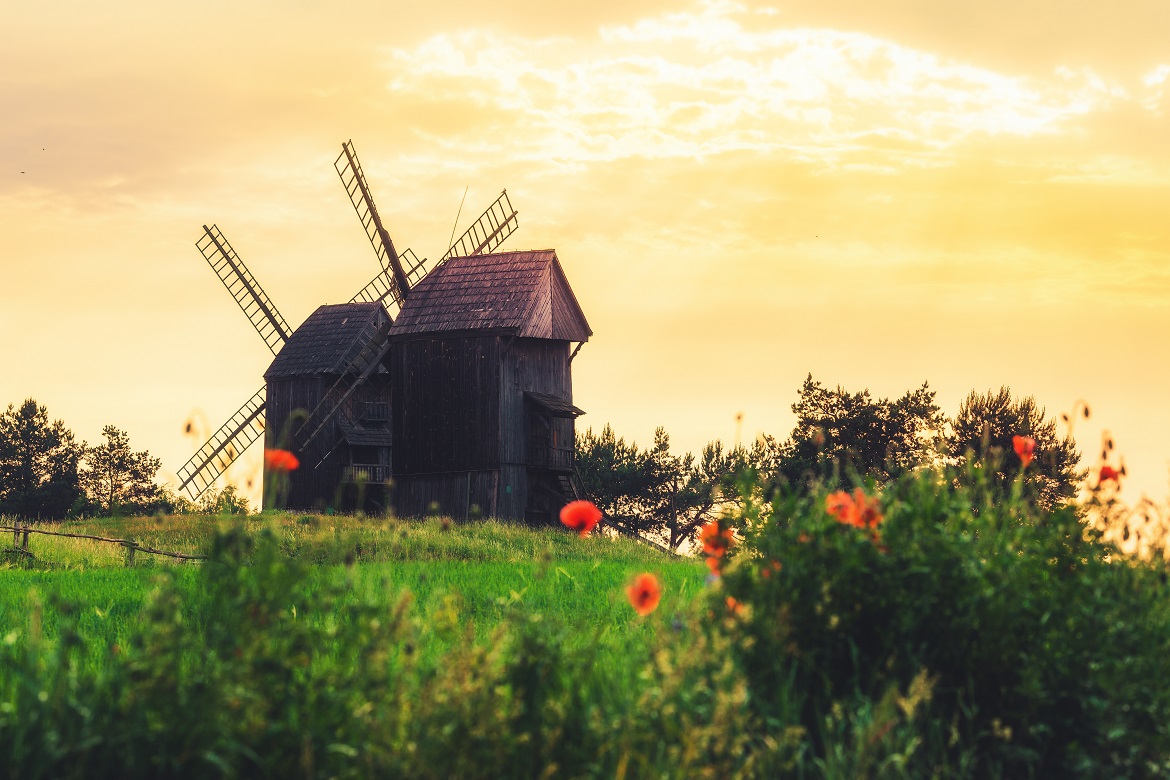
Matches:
[[717, 467, 1170, 777]]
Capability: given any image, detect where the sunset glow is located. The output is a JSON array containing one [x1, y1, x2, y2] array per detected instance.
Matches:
[[3, 0, 1169, 506]]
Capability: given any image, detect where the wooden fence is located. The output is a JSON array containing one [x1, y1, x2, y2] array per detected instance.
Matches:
[[2, 521, 206, 565]]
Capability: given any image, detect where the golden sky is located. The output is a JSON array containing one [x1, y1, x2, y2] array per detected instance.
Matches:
[[3, 0, 1169, 506]]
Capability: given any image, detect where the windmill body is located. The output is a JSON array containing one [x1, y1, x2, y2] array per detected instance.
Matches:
[[389, 250, 591, 523], [263, 302, 393, 511], [178, 140, 593, 521]]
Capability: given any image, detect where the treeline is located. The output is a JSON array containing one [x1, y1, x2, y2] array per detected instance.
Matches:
[[577, 375, 1083, 550], [0, 399, 248, 520]]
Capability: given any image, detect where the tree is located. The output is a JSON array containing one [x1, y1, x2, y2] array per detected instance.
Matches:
[[80, 426, 162, 515], [576, 425, 745, 551], [778, 375, 946, 486], [0, 399, 83, 519], [643, 429, 747, 551], [575, 425, 654, 532], [949, 388, 1082, 510]]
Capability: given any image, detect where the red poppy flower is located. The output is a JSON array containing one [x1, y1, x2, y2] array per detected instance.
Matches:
[[627, 573, 661, 615], [699, 521, 735, 575], [1013, 435, 1036, 468], [725, 596, 744, 615], [560, 500, 602, 537], [1099, 465, 1121, 483], [826, 489, 883, 530], [825, 490, 859, 527], [264, 449, 300, 472], [700, 521, 734, 556]]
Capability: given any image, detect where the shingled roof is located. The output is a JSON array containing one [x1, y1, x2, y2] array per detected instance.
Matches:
[[392, 250, 591, 341], [265, 303, 390, 379]]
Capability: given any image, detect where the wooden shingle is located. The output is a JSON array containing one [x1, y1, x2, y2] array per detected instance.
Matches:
[[265, 303, 390, 379], [393, 250, 591, 341]]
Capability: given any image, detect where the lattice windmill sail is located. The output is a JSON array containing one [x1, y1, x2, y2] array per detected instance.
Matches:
[[176, 140, 520, 507]]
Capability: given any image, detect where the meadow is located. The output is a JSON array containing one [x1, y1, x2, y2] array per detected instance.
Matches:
[[5, 467, 1170, 778], [0, 515, 701, 671]]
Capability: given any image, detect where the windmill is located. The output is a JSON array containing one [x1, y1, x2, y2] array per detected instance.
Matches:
[[175, 140, 519, 508]]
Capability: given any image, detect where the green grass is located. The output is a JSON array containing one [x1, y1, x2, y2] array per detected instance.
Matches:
[[0, 514, 704, 671], [5, 512, 676, 568]]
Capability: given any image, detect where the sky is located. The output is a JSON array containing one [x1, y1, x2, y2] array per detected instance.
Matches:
[[3, 0, 1169, 507]]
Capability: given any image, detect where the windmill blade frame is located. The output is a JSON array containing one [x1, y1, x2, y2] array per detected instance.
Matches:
[[197, 225, 293, 354], [294, 316, 394, 468], [335, 140, 411, 303], [176, 387, 267, 500], [348, 247, 427, 313], [440, 190, 518, 263]]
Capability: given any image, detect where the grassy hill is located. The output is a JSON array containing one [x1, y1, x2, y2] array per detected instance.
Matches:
[[0, 514, 704, 670]]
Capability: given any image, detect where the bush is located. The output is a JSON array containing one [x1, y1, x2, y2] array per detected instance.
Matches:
[[717, 467, 1170, 777]]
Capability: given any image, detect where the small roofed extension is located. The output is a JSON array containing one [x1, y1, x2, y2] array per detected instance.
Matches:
[[389, 249, 591, 524], [264, 302, 393, 512]]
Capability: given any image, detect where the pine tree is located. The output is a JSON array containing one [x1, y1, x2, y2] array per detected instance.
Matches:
[[949, 388, 1082, 510], [80, 426, 162, 515], [0, 399, 83, 519]]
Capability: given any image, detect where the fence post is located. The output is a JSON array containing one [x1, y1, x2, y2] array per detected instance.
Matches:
[[11, 522, 18, 549], [125, 541, 136, 568], [21, 522, 30, 551]]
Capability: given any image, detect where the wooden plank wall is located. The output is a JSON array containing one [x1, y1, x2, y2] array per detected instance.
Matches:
[[496, 464, 528, 521], [266, 377, 334, 510], [499, 339, 573, 465], [393, 470, 501, 520], [390, 336, 501, 475], [266, 375, 392, 511]]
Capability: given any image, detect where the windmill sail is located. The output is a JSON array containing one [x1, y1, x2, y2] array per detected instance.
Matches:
[[176, 388, 267, 499], [197, 225, 293, 354], [335, 140, 411, 304], [348, 248, 427, 313], [292, 319, 393, 471], [440, 190, 518, 263], [293, 316, 393, 468]]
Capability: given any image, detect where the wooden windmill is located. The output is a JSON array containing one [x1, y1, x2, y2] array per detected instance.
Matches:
[[175, 140, 519, 510]]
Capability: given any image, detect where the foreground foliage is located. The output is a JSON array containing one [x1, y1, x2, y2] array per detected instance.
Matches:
[[3, 466, 1170, 777]]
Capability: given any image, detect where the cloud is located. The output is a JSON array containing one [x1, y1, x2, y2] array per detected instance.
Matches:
[[381, 2, 1135, 171]]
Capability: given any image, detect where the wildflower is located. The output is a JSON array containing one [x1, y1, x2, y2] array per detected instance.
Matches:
[[627, 573, 662, 615], [264, 449, 299, 471], [699, 520, 735, 575], [1012, 435, 1036, 468], [1099, 465, 1121, 483], [825, 488, 883, 530], [700, 520, 733, 556], [726, 596, 744, 615], [560, 500, 601, 537]]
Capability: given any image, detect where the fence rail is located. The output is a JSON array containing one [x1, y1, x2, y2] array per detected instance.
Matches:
[[2, 522, 206, 564]]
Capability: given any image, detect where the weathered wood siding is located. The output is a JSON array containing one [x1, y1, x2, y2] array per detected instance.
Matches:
[[390, 336, 501, 475], [496, 464, 528, 521], [393, 471, 500, 520], [265, 377, 335, 510], [265, 375, 392, 511], [499, 339, 574, 466]]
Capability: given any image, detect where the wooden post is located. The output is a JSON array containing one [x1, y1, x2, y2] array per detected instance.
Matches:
[[21, 522, 29, 550], [125, 542, 136, 567], [12, 522, 18, 549]]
